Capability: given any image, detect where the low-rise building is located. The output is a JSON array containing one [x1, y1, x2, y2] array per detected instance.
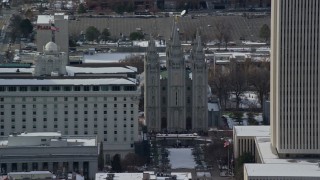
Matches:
[[0, 132, 97, 179]]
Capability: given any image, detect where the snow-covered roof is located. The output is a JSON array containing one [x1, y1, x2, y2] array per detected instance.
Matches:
[[95, 172, 192, 180], [83, 53, 144, 63], [8, 171, 53, 175], [0, 78, 136, 86], [37, 15, 54, 24], [255, 137, 320, 165], [208, 102, 219, 111], [11, 132, 61, 137], [245, 163, 320, 178], [233, 126, 270, 137], [66, 66, 136, 76]]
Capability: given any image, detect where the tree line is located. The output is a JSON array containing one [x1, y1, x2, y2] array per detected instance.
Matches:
[[209, 59, 270, 111]]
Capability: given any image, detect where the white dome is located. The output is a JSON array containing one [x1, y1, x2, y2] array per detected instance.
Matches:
[[44, 41, 58, 52]]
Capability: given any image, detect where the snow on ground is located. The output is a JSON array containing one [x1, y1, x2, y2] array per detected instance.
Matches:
[[224, 112, 263, 129], [167, 148, 196, 169], [229, 91, 261, 109]]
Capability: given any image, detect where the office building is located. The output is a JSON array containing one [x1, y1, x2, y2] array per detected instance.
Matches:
[[0, 132, 97, 179], [270, 0, 320, 157], [0, 42, 140, 161]]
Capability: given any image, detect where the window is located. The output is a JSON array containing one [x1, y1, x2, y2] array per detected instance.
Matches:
[[131, 111, 134, 114], [114, 104, 117, 108], [11, 105, 15, 108], [54, 118, 57, 121], [41, 86, 50, 91], [114, 124, 117, 128], [104, 111, 107, 114], [84, 104, 88, 108], [74, 97, 78, 101], [0, 87, 5, 91], [8, 86, 17, 91], [64, 97, 68, 101], [131, 124, 134, 127], [74, 104, 78, 108], [43, 118, 47, 122], [74, 131, 78, 135], [112, 86, 120, 91], [114, 111, 117, 114], [131, 104, 133, 107], [94, 124, 98, 128], [30, 86, 39, 91], [114, 97, 117, 101], [22, 111, 26, 115], [33, 111, 36, 115], [74, 86, 81, 91], [22, 105, 26, 108], [124, 124, 127, 127], [84, 111, 88, 114], [19, 86, 27, 91], [63, 86, 71, 91], [74, 111, 78, 114], [84, 97, 88, 101], [84, 124, 88, 128], [52, 86, 60, 91], [64, 111, 68, 115], [104, 131, 107, 134], [124, 86, 136, 91], [124, 104, 126, 107], [54, 125, 58, 128], [94, 104, 97, 108], [93, 86, 99, 91], [124, 111, 127, 114], [104, 104, 107, 107], [101, 86, 108, 91], [114, 131, 117, 134], [84, 86, 90, 91]]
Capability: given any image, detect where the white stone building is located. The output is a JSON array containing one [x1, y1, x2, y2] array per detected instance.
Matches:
[[0, 132, 97, 179], [34, 41, 67, 76], [0, 42, 140, 162]]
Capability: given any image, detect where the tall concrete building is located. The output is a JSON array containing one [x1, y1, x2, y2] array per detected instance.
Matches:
[[271, 0, 320, 157], [145, 24, 208, 132]]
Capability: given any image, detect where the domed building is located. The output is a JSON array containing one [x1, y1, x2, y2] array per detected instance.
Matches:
[[34, 41, 67, 76]]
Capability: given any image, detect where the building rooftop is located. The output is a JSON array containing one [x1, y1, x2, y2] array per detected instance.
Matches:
[[255, 136, 320, 165], [37, 15, 68, 24], [233, 126, 270, 137], [0, 78, 136, 86], [208, 102, 219, 111], [0, 65, 137, 75], [245, 163, 320, 177], [95, 172, 192, 180], [0, 132, 96, 147]]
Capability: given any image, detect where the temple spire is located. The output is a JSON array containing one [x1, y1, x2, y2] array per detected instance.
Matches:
[[171, 18, 180, 46]]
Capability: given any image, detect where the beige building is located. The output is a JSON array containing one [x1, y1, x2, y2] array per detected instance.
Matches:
[[270, 0, 320, 157]]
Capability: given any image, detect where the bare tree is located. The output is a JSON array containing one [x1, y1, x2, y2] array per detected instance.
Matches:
[[248, 61, 270, 109], [228, 60, 247, 109], [209, 65, 230, 110], [214, 20, 233, 50], [119, 55, 144, 74]]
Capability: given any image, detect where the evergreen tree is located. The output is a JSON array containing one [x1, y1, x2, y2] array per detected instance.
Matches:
[[100, 28, 111, 41], [98, 141, 104, 171], [77, 3, 87, 14], [85, 26, 100, 42], [259, 24, 270, 42], [111, 154, 122, 172]]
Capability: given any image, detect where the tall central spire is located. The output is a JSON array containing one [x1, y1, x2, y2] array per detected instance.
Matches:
[[171, 18, 180, 46]]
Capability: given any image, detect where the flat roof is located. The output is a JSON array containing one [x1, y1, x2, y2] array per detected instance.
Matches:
[[37, 15, 54, 24], [95, 172, 192, 180], [245, 163, 320, 177], [0, 78, 136, 86], [255, 137, 320, 165], [0, 66, 137, 75], [208, 102, 219, 111], [233, 126, 270, 137], [11, 132, 61, 137]]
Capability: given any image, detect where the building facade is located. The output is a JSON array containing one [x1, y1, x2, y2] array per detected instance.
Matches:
[[145, 25, 208, 132], [0, 132, 98, 179], [0, 42, 140, 161], [270, 0, 320, 157]]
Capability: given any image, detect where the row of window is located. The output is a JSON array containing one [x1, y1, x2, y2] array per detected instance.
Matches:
[[1, 103, 135, 109], [0, 85, 137, 92]]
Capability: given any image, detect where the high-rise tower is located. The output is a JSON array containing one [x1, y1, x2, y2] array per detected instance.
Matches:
[[271, 0, 320, 157], [144, 38, 161, 131]]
